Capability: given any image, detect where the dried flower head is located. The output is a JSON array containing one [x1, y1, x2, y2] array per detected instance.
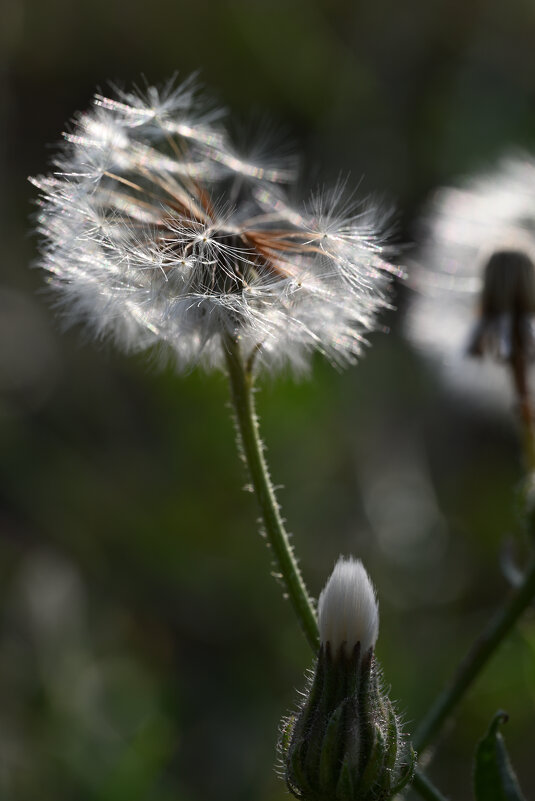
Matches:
[[31, 75, 396, 373], [279, 558, 414, 801], [407, 153, 535, 403]]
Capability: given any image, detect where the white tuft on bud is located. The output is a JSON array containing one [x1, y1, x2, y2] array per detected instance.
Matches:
[[318, 557, 379, 654]]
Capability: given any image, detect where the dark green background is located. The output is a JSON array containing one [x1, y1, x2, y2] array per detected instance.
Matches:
[[2, 0, 535, 798]]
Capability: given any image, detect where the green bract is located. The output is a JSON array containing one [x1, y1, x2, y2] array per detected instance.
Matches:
[[474, 712, 527, 801], [280, 643, 415, 801]]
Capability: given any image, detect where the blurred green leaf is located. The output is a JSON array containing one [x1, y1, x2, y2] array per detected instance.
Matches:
[[474, 712, 527, 801]]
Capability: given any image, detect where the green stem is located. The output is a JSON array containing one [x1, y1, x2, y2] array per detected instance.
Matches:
[[414, 556, 535, 753], [411, 770, 449, 801], [223, 335, 319, 651]]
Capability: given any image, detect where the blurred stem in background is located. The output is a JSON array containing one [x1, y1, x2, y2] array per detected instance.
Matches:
[[412, 355, 535, 759], [510, 351, 535, 472], [413, 554, 535, 755]]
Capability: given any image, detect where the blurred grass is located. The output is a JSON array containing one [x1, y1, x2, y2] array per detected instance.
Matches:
[[2, 0, 535, 799]]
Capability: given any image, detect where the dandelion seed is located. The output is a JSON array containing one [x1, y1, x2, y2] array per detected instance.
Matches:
[[31, 76, 395, 373]]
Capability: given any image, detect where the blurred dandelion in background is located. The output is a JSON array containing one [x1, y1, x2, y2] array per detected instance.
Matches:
[[406, 153, 535, 413], [30, 75, 397, 375]]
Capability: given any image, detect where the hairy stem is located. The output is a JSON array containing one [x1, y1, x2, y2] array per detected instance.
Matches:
[[413, 556, 535, 753], [411, 770, 449, 801], [223, 335, 319, 651]]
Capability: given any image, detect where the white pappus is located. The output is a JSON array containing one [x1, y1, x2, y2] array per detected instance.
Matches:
[[31, 75, 397, 373], [317, 556, 379, 655]]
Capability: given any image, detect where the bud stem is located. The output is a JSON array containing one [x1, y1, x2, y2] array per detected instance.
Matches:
[[413, 555, 535, 753], [412, 770, 450, 801], [223, 334, 320, 651]]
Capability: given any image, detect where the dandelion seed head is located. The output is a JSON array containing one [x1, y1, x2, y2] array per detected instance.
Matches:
[[31, 76, 394, 372]]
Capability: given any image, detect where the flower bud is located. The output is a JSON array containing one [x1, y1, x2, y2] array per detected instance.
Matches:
[[279, 558, 414, 801]]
